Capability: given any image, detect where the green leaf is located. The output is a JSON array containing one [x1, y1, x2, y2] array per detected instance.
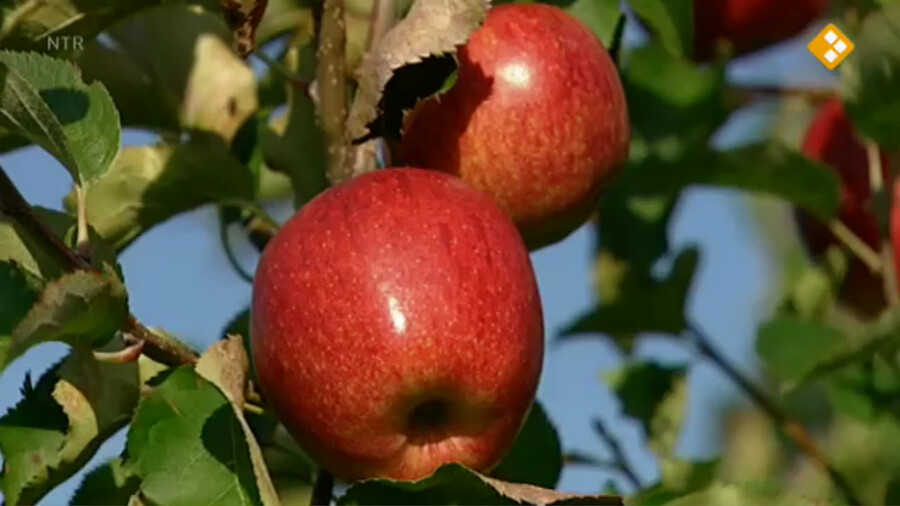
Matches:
[[5, 269, 128, 369], [0, 262, 40, 366], [491, 402, 562, 489], [563, 0, 622, 47], [0, 366, 67, 505], [263, 88, 329, 206], [196, 336, 281, 506], [75, 3, 257, 141], [71, 458, 141, 506], [624, 143, 842, 221], [0, 0, 161, 51], [661, 482, 834, 506], [0, 206, 120, 282], [756, 317, 846, 385], [0, 51, 120, 184], [0, 345, 139, 505], [627, 0, 694, 57], [338, 463, 623, 505], [605, 362, 687, 457], [623, 45, 725, 149], [783, 309, 900, 390], [126, 366, 267, 505], [64, 139, 255, 250], [695, 144, 842, 221], [628, 459, 718, 505], [561, 247, 700, 343], [842, 4, 900, 151]]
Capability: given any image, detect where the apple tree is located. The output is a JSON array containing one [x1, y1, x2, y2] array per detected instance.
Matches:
[[0, 0, 899, 505]]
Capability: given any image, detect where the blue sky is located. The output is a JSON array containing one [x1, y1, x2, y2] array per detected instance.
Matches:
[[0, 19, 839, 504]]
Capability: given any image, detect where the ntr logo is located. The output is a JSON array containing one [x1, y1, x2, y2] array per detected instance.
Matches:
[[808, 24, 854, 70]]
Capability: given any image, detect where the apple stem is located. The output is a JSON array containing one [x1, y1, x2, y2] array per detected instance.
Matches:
[[316, 0, 351, 184], [592, 417, 643, 491], [688, 321, 862, 506], [311, 469, 335, 506], [0, 167, 199, 367]]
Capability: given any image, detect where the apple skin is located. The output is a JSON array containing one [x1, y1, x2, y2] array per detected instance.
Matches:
[[396, 3, 629, 250], [796, 98, 890, 317], [692, 0, 828, 61], [251, 168, 544, 482]]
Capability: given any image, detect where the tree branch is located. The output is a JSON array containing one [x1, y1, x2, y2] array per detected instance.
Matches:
[[688, 321, 860, 506], [0, 167, 198, 367], [316, 0, 350, 184], [592, 418, 642, 491]]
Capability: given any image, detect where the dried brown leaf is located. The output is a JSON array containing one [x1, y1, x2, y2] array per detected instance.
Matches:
[[347, 0, 489, 140]]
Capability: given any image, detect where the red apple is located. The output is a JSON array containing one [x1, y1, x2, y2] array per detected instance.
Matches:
[[396, 3, 629, 249], [692, 0, 828, 61], [796, 98, 890, 317], [251, 168, 544, 481]]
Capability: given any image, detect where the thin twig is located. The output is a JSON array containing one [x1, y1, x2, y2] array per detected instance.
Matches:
[[0, 167, 198, 367], [868, 141, 900, 307], [867, 141, 884, 193], [253, 48, 312, 93], [688, 321, 861, 506], [829, 219, 883, 274], [724, 85, 836, 109], [316, 0, 350, 184], [0, 0, 42, 43], [311, 469, 335, 506], [592, 418, 642, 491]]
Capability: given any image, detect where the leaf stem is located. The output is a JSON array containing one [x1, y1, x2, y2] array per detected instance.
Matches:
[[592, 418, 642, 491], [316, 0, 350, 184], [0, 166, 198, 366], [311, 469, 334, 506], [74, 184, 90, 257], [687, 321, 860, 506]]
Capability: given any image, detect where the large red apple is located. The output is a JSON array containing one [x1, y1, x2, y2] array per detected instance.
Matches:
[[396, 3, 629, 249], [251, 168, 544, 481], [692, 0, 828, 61], [796, 98, 890, 317]]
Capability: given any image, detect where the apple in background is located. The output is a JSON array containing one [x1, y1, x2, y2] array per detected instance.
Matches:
[[692, 0, 828, 61], [796, 98, 890, 317], [251, 168, 544, 481], [396, 3, 629, 250]]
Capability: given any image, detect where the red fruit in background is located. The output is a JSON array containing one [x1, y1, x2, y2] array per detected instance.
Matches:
[[251, 169, 544, 482], [397, 3, 629, 250], [692, 0, 828, 61], [796, 98, 890, 317]]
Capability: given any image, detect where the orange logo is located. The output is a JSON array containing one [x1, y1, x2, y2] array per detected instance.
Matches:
[[808, 24, 854, 70]]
